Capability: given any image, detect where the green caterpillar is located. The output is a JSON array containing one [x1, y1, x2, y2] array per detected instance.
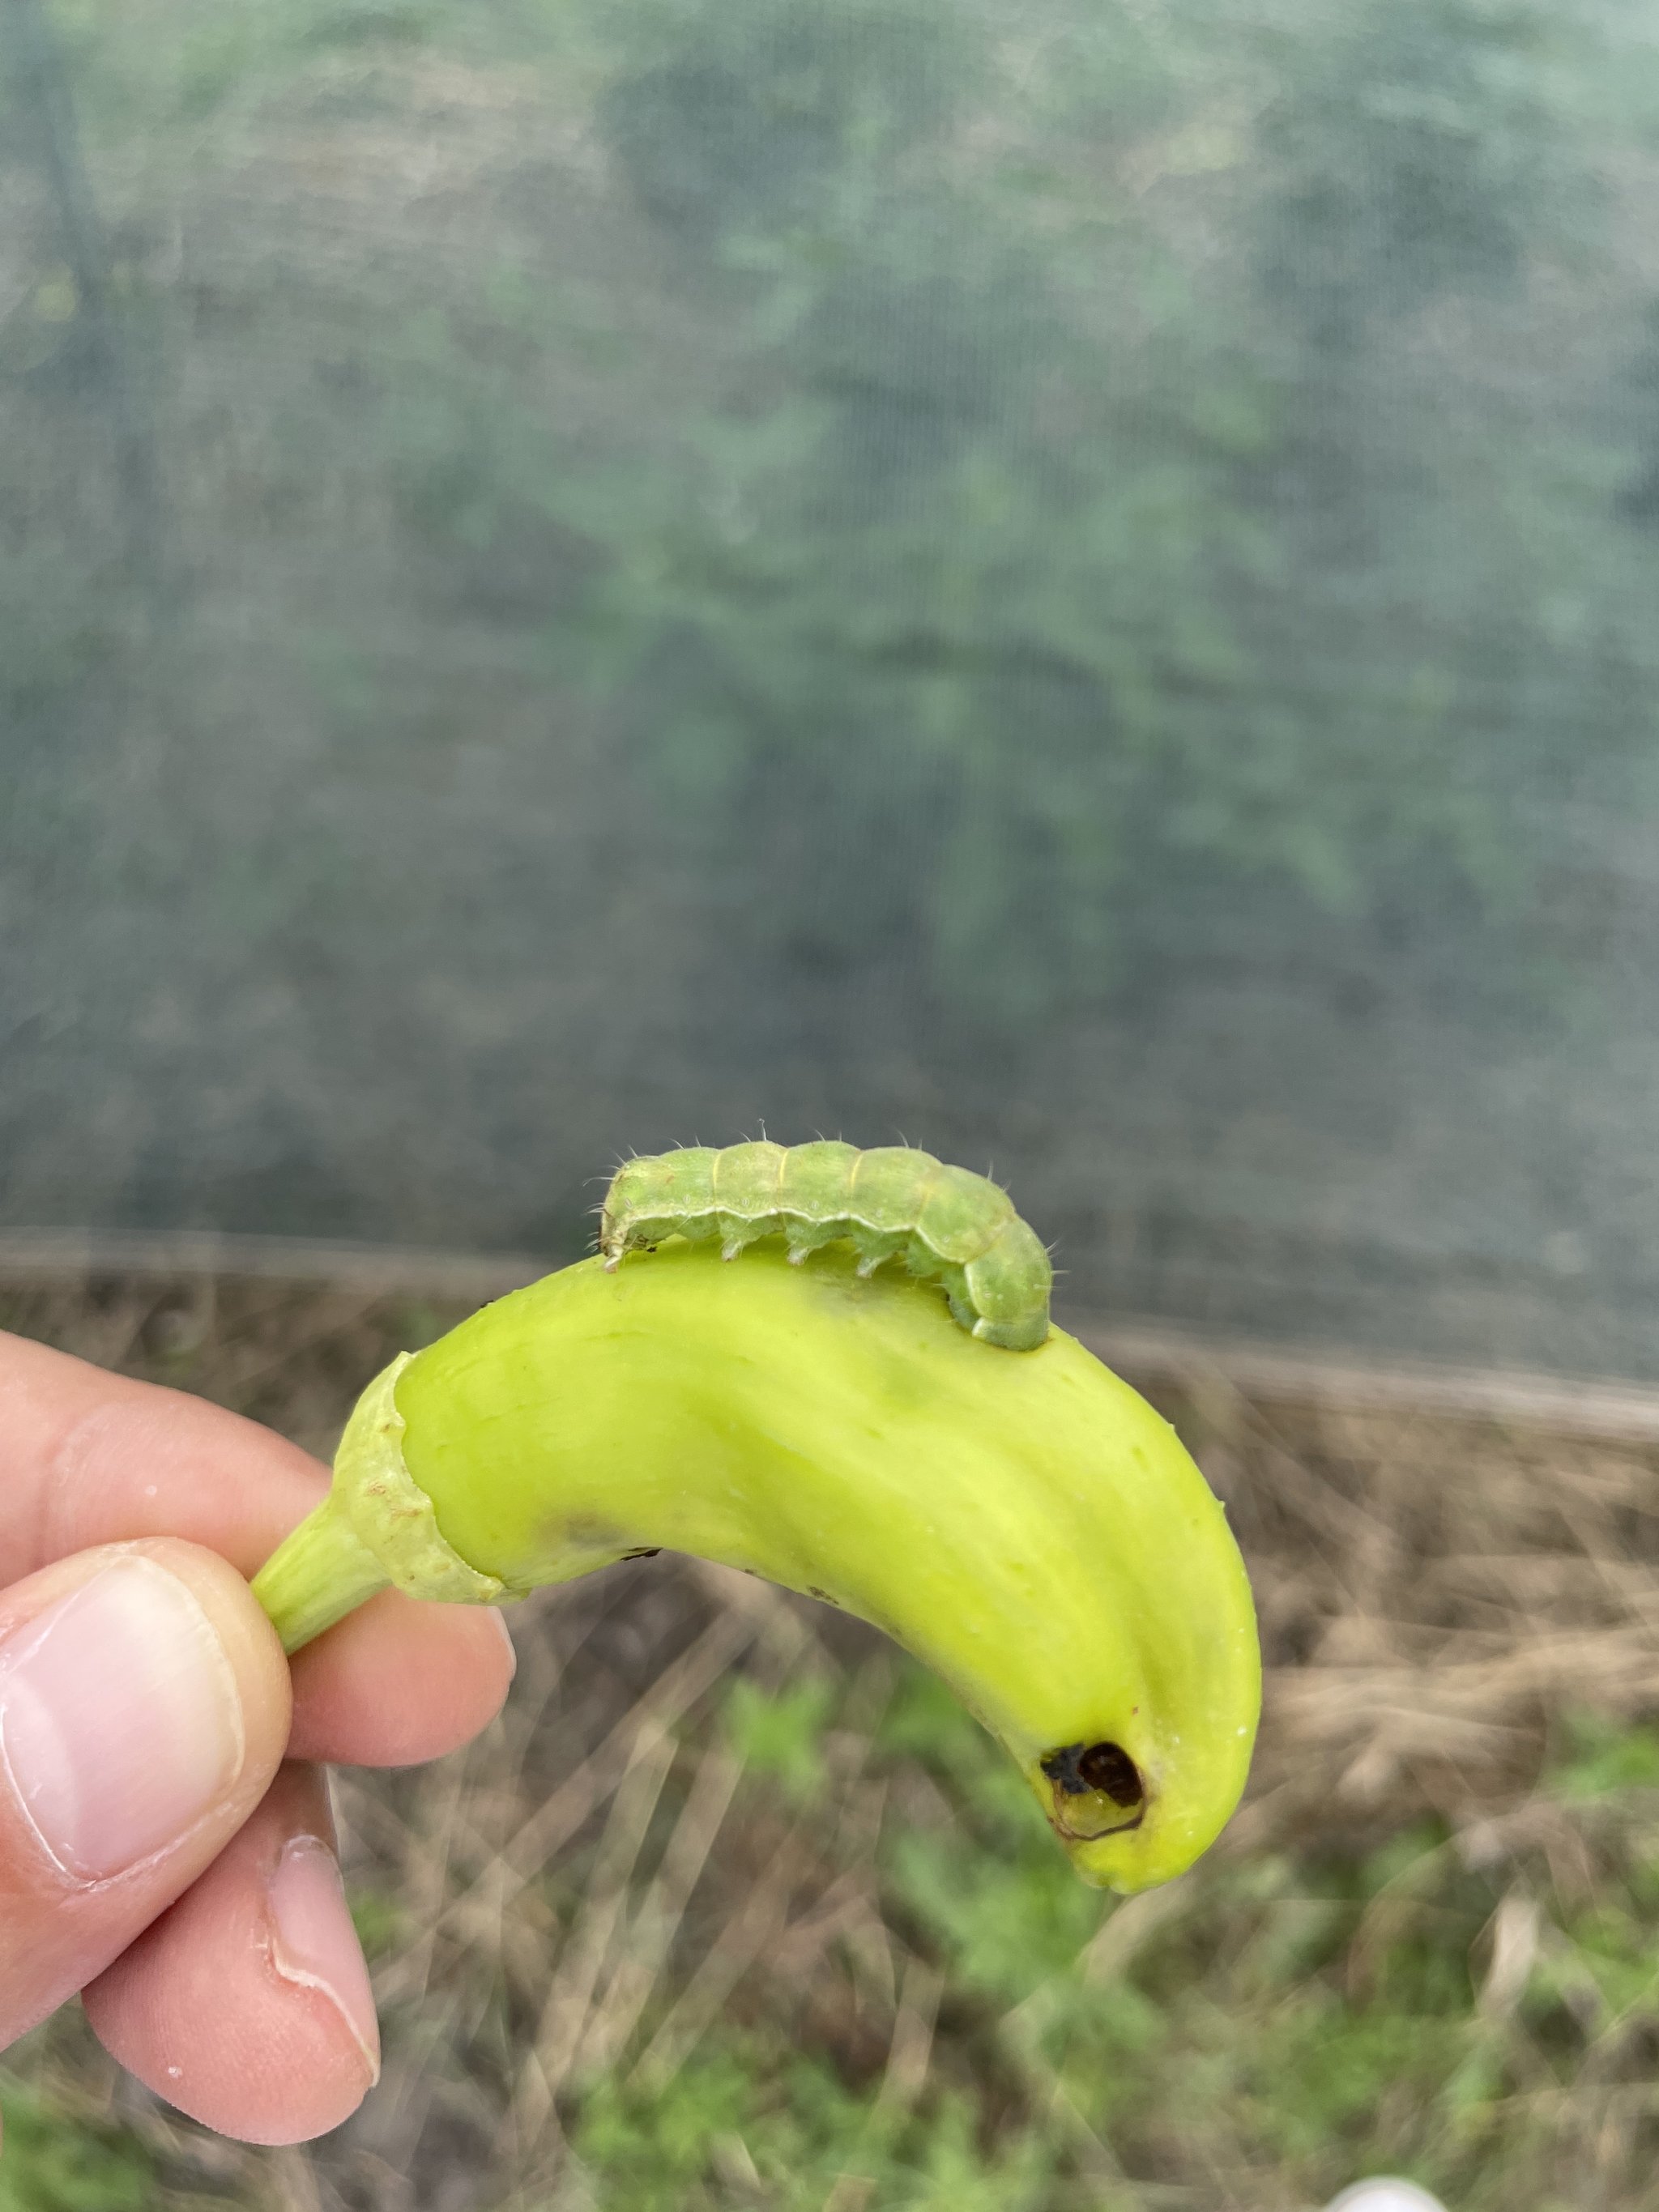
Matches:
[[600, 1140, 1052, 1351]]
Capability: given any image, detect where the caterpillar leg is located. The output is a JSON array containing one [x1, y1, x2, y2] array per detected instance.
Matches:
[[783, 1217, 842, 1266]]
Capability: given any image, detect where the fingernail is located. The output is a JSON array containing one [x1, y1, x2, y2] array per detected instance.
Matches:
[[490, 1607, 518, 1680], [267, 1836, 381, 2084], [0, 1557, 245, 1882]]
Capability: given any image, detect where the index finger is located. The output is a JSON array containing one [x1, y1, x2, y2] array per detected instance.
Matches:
[[0, 1330, 327, 1585], [0, 1332, 514, 1767]]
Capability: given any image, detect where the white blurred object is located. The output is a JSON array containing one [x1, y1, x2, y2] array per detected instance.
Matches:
[[1324, 2185, 1448, 2212]]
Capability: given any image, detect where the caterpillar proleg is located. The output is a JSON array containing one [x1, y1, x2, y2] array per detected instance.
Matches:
[[599, 1140, 1051, 1350]]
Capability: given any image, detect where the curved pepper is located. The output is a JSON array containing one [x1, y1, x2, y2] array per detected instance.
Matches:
[[252, 1242, 1259, 1894]]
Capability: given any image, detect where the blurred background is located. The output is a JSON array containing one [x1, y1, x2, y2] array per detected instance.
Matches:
[[6, 2, 1659, 2208], [6, 0, 1659, 1370]]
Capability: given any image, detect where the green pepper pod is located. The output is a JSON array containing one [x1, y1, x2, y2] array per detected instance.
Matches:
[[253, 1242, 1260, 1894]]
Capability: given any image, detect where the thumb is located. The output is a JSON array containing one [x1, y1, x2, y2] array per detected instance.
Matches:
[[0, 1540, 292, 2048]]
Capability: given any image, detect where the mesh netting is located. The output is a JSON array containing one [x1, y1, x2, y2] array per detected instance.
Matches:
[[6, 0, 1659, 1370]]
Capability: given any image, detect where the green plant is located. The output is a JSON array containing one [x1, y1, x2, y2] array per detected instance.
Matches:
[[0, 2075, 153, 2212]]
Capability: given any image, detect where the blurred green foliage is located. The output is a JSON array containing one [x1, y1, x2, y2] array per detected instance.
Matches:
[[402, 0, 1659, 1014], [347, 1880, 407, 1963], [1546, 1713, 1659, 1802], [554, 1678, 1659, 2210], [577, 2048, 1060, 2212], [6, 0, 1659, 1050], [0, 2077, 153, 2212], [724, 1674, 837, 1805]]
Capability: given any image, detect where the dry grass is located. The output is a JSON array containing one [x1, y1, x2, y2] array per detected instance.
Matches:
[[5, 1258, 1659, 2212]]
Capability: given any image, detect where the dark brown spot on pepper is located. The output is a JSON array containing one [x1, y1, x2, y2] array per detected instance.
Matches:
[[1041, 1739, 1144, 1808]]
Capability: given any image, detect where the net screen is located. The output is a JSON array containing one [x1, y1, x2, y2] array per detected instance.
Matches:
[[6, 0, 1659, 1372]]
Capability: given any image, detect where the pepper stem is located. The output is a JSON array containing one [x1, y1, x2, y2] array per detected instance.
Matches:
[[251, 1490, 392, 1654], [250, 1350, 508, 1654]]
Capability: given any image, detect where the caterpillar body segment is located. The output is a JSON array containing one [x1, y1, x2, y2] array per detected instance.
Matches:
[[601, 1140, 1052, 1351]]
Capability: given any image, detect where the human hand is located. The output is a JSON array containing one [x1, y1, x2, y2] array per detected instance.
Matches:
[[0, 1331, 516, 2144]]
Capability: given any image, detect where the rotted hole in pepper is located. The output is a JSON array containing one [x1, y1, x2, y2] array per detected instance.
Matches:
[[1040, 1740, 1144, 1809]]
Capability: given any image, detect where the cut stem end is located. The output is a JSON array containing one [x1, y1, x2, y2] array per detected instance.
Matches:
[[251, 1491, 393, 1655]]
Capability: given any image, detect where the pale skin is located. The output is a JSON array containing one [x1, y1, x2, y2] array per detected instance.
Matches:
[[0, 1331, 515, 2146]]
